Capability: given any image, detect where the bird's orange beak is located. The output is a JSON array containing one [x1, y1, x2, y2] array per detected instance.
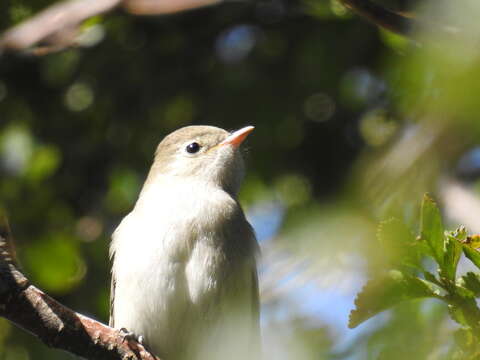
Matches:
[[219, 126, 255, 147]]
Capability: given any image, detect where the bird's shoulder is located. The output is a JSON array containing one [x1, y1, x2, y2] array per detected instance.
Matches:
[[111, 178, 258, 257]]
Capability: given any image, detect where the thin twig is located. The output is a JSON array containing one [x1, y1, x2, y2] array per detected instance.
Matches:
[[340, 0, 415, 35], [0, 0, 222, 54], [0, 0, 121, 51]]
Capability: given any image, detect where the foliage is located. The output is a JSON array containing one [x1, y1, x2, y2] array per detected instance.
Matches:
[[3, 0, 480, 359], [350, 195, 480, 358]]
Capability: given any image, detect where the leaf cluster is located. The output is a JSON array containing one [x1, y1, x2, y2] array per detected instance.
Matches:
[[350, 194, 480, 358]]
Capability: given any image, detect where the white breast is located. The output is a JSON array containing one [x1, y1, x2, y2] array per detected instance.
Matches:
[[110, 177, 256, 359]]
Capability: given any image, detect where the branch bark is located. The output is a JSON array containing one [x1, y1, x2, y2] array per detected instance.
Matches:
[[0, 0, 219, 54], [0, 0, 463, 55], [340, 0, 415, 36], [0, 213, 160, 360], [340, 0, 462, 39]]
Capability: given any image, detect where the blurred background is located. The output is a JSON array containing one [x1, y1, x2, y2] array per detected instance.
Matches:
[[1, 0, 480, 359]]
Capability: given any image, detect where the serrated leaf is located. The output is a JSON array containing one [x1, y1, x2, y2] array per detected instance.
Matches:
[[463, 245, 480, 270], [448, 226, 468, 242], [377, 218, 421, 269], [455, 285, 475, 300], [462, 272, 480, 297], [449, 305, 469, 327], [444, 236, 462, 281], [415, 239, 433, 258], [349, 271, 437, 328], [464, 234, 480, 249], [453, 328, 474, 349], [420, 194, 445, 266], [424, 271, 440, 286]]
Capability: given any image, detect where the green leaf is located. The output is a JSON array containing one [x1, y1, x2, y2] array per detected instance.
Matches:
[[453, 328, 474, 350], [444, 236, 462, 281], [464, 234, 480, 249], [462, 272, 480, 297], [449, 305, 470, 327], [454, 284, 475, 300], [349, 270, 438, 328], [423, 271, 442, 287], [420, 194, 445, 267], [377, 218, 420, 269], [444, 227, 467, 281], [463, 245, 480, 270], [449, 226, 468, 242]]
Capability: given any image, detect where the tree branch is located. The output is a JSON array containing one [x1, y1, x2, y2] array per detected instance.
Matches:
[[0, 0, 121, 53], [0, 213, 160, 360], [0, 0, 219, 54], [340, 0, 463, 40], [340, 0, 415, 36]]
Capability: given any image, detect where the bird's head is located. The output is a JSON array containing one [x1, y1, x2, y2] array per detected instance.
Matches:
[[147, 125, 254, 196]]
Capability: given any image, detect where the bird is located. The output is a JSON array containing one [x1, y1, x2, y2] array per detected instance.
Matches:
[[109, 125, 260, 360]]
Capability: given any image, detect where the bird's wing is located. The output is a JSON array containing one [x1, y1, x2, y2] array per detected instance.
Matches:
[[108, 213, 130, 328], [250, 262, 261, 356], [109, 268, 116, 327], [251, 266, 260, 325]]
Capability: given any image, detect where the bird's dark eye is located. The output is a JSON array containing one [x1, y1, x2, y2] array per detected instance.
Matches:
[[186, 142, 201, 154]]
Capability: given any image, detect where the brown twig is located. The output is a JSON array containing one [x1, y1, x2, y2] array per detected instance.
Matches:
[[0, 0, 121, 51], [0, 215, 160, 360], [124, 0, 220, 15], [0, 0, 220, 54], [340, 0, 416, 36]]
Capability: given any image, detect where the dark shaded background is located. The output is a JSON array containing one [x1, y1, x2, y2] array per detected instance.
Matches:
[[2, 0, 480, 359]]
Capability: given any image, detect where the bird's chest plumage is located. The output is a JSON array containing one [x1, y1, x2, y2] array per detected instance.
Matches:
[[110, 181, 255, 358]]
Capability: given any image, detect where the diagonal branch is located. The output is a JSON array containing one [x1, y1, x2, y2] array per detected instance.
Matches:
[[0, 0, 122, 52], [0, 213, 160, 360], [340, 0, 416, 36], [0, 0, 219, 54]]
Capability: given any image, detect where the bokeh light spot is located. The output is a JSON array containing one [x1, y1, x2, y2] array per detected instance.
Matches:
[[22, 233, 86, 294], [303, 93, 336, 122], [330, 0, 349, 17], [77, 24, 105, 48], [216, 25, 259, 64], [26, 145, 62, 182], [76, 216, 104, 242], [359, 108, 398, 147], [0, 125, 34, 176], [64, 81, 94, 112], [275, 174, 312, 207], [340, 68, 385, 108]]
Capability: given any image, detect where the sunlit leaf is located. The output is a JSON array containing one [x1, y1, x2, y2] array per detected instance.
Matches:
[[461, 272, 480, 297], [349, 270, 438, 328], [448, 305, 469, 327], [443, 237, 462, 281], [420, 194, 445, 267], [377, 218, 420, 269], [454, 329, 474, 347], [464, 234, 480, 249], [463, 245, 480, 270]]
